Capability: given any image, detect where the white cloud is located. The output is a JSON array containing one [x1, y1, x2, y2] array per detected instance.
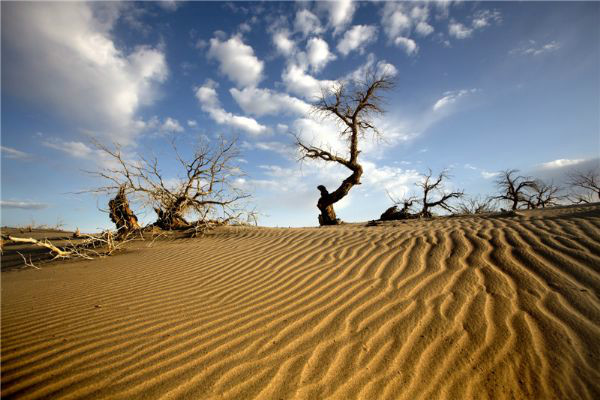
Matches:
[[394, 37, 418, 55], [187, 120, 197, 127], [161, 117, 184, 133], [448, 21, 473, 39], [230, 87, 311, 117], [321, 0, 357, 34], [433, 89, 477, 111], [294, 9, 323, 37], [1, 146, 30, 160], [272, 30, 296, 56], [381, 3, 412, 39], [43, 139, 95, 158], [337, 25, 378, 56], [282, 64, 337, 100], [539, 158, 585, 169], [472, 9, 502, 29], [242, 141, 294, 158], [195, 80, 267, 136], [2, 2, 168, 146], [345, 53, 397, 83], [306, 37, 336, 72], [207, 34, 264, 87], [510, 40, 561, 56], [481, 171, 500, 179], [1, 200, 49, 210], [415, 21, 434, 36]]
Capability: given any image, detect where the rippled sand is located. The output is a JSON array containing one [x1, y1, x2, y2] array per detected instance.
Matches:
[[2, 204, 599, 399]]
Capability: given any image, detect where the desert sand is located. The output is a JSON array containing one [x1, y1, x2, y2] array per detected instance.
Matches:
[[2, 204, 599, 399]]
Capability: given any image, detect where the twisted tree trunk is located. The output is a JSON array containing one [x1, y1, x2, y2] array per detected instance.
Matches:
[[108, 186, 140, 234], [316, 165, 362, 226]]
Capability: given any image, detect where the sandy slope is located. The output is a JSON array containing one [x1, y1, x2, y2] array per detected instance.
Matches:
[[2, 204, 599, 399]]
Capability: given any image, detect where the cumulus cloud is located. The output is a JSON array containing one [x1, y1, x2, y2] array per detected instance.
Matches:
[[230, 87, 311, 117], [306, 37, 336, 72], [433, 89, 478, 111], [207, 34, 264, 87], [539, 158, 585, 169], [337, 25, 378, 56], [1, 146, 30, 160], [2, 2, 168, 146], [282, 64, 337, 100], [42, 139, 95, 158], [272, 29, 296, 56], [510, 40, 561, 56], [195, 80, 267, 136], [394, 37, 418, 55], [472, 9, 502, 29], [345, 53, 397, 83], [448, 20, 473, 39], [415, 21, 434, 36], [381, 3, 412, 39], [161, 117, 184, 133], [1, 200, 49, 210], [320, 0, 357, 34], [294, 9, 323, 37], [187, 120, 197, 127]]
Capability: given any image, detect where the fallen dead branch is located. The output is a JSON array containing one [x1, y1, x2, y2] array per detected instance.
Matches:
[[2, 230, 133, 263]]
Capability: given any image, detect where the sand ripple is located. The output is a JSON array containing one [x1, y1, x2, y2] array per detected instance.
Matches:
[[2, 204, 600, 399]]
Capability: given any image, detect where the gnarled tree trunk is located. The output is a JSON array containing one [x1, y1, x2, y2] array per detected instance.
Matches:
[[154, 196, 191, 230], [316, 166, 362, 226], [109, 186, 140, 234]]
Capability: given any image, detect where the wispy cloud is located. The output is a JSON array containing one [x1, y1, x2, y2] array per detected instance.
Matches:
[[433, 89, 478, 111], [1, 200, 49, 210], [510, 40, 560, 56], [1, 145, 31, 160], [539, 158, 585, 169]]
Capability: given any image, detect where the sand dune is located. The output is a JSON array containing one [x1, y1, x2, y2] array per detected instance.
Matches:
[[2, 204, 599, 399]]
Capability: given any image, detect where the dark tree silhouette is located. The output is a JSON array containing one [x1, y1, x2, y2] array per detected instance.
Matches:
[[568, 167, 600, 203], [296, 74, 394, 226], [494, 169, 537, 210], [416, 169, 464, 217], [381, 193, 417, 220], [527, 180, 562, 209]]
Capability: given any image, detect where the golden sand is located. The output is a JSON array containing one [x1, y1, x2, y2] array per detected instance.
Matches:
[[2, 204, 599, 399]]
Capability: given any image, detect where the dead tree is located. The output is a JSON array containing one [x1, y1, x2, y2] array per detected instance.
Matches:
[[416, 169, 464, 218], [567, 167, 600, 203], [526, 180, 562, 209], [494, 169, 537, 210], [381, 193, 417, 220], [296, 74, 394, 225], [456, 195, 497, 214], [90, 136, 251, 231], [108, 185, 140, 234]]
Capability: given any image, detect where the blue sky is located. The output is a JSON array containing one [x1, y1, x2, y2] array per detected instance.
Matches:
[[2, 1, 599, 231]]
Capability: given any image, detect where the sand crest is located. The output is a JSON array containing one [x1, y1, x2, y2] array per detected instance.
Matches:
[[2, 204, 599, 399]]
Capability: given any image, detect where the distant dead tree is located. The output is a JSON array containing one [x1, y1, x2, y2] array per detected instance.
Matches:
[[416, 169, 464, 218], [296, 74, 394, 225], [380, 193, 417, 221], [526, 180, 563, 209], [494, 169, 537, 210], [567, 167, 600, 203], [89, 136, 252, 231], [456, 195, 497, 214]]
